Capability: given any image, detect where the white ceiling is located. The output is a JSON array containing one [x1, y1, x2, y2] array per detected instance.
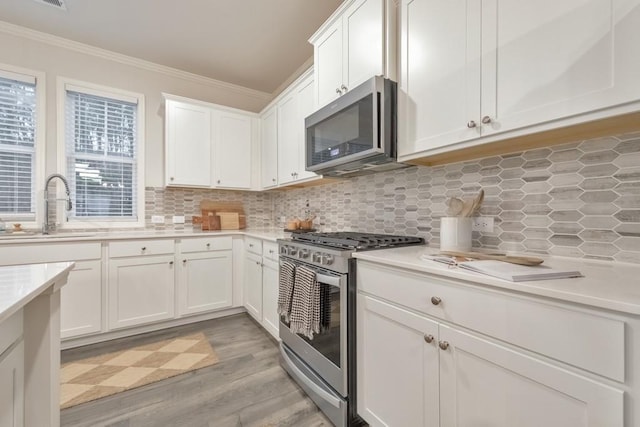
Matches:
[[0, 0, 343, 94]]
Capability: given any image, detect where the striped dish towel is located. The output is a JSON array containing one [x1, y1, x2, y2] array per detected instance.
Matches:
[[289, 265, 320, 340], [277, 261, 296, 321]]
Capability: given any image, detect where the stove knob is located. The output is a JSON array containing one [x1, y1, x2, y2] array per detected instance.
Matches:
[[288, 247, 298, 257], [312, 252, 322, 263], [299, 249, 310, 259], [322, 254, 334, 266], [280, 246, 288, 255]]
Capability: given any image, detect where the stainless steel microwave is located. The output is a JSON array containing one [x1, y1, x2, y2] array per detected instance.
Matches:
[[305, 76, 406, 177]]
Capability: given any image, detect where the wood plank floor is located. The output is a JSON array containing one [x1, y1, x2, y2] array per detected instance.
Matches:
[[61, 314, 332, 427]]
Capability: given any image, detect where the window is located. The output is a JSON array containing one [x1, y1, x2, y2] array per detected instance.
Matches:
[[60, 79, 145, 227], [0, 67, 44, 223]]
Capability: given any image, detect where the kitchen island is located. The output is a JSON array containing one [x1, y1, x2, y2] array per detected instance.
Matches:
[[0, 262, 74, 427]]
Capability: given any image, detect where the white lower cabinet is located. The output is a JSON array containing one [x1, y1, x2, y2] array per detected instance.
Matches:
[[261, 257, 279, 338], [244, 252, 263, 321], [357, 263, 625, 427], [108, 255, 176, 330], [178, 250, 233, 316], [0, 312, 24, 427], [60, 259, 102, 339], [243, 239, 280, 339]]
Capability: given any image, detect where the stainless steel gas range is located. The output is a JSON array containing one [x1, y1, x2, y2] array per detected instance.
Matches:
[[277, 232, 425, 426]]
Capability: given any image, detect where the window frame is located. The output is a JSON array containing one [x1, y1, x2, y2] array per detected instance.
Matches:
[[56, 77, 145, 229], [0, 63, 46, 228]]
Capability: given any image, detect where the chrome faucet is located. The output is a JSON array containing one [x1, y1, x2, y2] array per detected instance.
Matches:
[[43, 173, 72, 234]]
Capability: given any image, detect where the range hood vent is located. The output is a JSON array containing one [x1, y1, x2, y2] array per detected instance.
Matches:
[[33, 0, 67, 11]]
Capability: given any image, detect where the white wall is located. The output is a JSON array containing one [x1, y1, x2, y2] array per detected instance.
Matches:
[[0, 26, 271, 187]]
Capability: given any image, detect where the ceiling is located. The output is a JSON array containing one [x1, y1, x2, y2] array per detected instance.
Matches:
[[0, 0, 343, 94]]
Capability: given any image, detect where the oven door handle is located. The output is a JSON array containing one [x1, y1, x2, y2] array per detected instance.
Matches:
[[315, 273, 342, 288]]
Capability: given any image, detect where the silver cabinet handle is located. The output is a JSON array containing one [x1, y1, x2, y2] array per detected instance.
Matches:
[[467, 120, 477, 128], [438, 341, 450, 350], [424, 334, 434, 344], [341, 84, 348, 92], [482, 115, 492, 124], [431, 296, 442, 306], [336, 87, 342, 95], [249, 243, 254, 247], [169, 261, 174, 265]]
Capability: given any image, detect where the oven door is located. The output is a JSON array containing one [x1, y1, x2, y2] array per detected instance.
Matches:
[[279, 261, 348, 397]]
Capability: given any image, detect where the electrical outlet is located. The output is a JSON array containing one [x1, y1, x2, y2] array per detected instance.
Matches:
[[172, 215, 185, 224], [472, 216, 494, 232], [151, 215, 164, 224]]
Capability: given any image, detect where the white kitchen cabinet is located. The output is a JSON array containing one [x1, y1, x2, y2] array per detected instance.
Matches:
[[213, 110, 253, 189], [0, 242, 103, 341], [164, 93, 257, 190], [244, 252, 263, 322], [60, 259, 102, 339], [276, 70, 319, 186], [261, 242, 280, 339], [0, 340, 24, 427], [165, 98, 212, 187], [399, 0, 640, 159], [311, 0, 395, 108], [108, 240, 176, 330], [260, 105, 279, 189], [357, 262, 625, 427], [178, 237, 233, 316]]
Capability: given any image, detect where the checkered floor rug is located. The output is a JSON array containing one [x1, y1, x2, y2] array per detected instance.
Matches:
[[60, 332, 219, 409]]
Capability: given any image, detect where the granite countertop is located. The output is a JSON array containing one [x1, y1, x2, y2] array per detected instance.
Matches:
[[0, 228, 291, 244], [354, 246, 640, 316], [0, 262, 75, 322]]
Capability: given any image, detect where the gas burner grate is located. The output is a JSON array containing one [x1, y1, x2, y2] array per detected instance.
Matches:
[[290, 232, 424, 250]]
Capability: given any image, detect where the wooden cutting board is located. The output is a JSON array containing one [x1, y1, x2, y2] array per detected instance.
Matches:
[[439, 250, 544, 266]]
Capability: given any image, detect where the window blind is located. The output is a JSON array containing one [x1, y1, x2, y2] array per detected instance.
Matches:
[[65, 89, 138, 219], [0, 75, 37, 219]]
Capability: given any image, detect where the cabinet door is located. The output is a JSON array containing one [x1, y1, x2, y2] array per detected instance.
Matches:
[[165, 100, 212, 187], [0, 340, 24, 427], [439, 324, 623, 427], [60, 260, 102, 339], [178, 251, 233, 316], [398, 0, 481, 156], [295, 75, 318, 182], [277, 91, 300, 185], [261, 258, 279, 339], [214, 111, 252, 189], [481, 0, 640, 137], [314, 18, 344, 108], [260, 105, 279, 189], [357, 294, 439, 427], [108, 255, 176, 330], [343, 0, 385, 91], [244, 252, 263, 322]]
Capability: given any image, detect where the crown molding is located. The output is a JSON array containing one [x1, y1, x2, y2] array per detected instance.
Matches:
[[0, 20, 272, 101]]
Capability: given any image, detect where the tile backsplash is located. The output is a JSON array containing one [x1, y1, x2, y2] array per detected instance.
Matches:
[[148, 131, 640, 264]]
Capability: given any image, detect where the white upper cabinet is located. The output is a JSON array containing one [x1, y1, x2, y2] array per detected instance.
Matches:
[[260, 105, 278, 189], [164, 94, 257, 190], [165, 99, 212, 187], [213, 110, 253, 189], [399, 0, 640, 159], [311, 0, 395, 108], [277, 89, 301, 186]]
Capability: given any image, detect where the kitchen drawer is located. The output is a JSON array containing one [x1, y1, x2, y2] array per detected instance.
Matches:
[[245, 237, 262, 256], [109, 239, 175, 258], [357, 261, 625, 382], [0, 242, 101, 266], [0, 310, 22, 357], [263, 241, 279, 262], [180, 236, 232, 253]]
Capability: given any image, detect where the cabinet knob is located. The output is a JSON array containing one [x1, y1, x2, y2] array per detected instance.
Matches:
[[169, 261, 174, 265], [269, 249, 274, 254], [249, 244, 254, 248], [424, 334, 434, 344], [170, 177, 174, 181], [438, 341, 450, 350], [217, 179, 221, 184], [482, 115, 492, 124], [431, 296, 442, 306], [467, 120, 477, 128], [341, 84, 348, 92], [272, 178, 276, 182], [206, 243, 210, 248], [183, 259, 187, 264], [256, 260, 260, 265], [141, 247, 147, 251], [336, 88, 342, 95]]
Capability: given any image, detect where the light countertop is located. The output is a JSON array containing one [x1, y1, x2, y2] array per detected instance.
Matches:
[[0, 262, 75, 322], [0, 228, 290, 244], [354, 246, 640, 316]]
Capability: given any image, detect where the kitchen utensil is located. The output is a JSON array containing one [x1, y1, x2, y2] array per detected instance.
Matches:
[[439, 250, 544, 266], [461, 189, 485, 217], [446, 198, 464, 216]]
